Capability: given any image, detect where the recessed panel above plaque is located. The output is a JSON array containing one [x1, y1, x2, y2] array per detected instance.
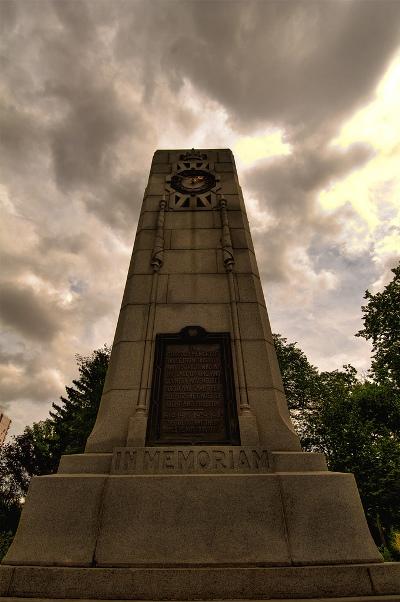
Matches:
[[146, 326, 240, 446]]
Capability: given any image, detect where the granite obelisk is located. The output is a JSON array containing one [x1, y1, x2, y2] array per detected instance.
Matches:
[[1, 149, 400, 602]]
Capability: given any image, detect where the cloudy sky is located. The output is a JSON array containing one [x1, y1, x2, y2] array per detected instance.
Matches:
[[1, 0, 400, 437]]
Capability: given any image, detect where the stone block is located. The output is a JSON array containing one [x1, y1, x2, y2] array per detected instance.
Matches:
[[122, 274, 168, 306], [141, 194, 165, 212], [154, 303, 231, 333], [248, 388, 301, 451], [218, 149, 233, 162], [228, 209, 250, 230], [3, 475, 105, 566], [238, 411, 260, 445], [0, 566, 13, 596], [85, 389, 139, 452], [242, 340, 275, 388], [6, 564, 394, 600], [216, 248, 258, 275], [138, 210, 158, 229], [57, 453, 112, 474], [259, 303, 273, 339], [271, 451, 328, 472], [219, 173, 239, 195], [215, 162, 234, 172], [213, 209, 222, 228], [152, 150, 169, 164], [230, 228, 248, 249], [170, 228, 221, 250], [95, 474, 290, 566], [128, 249, 153, 275], [103, 342, 144, 392], [165, 210, 215, 230], [162, 249, 218, 274], [167, 274, 230, 304], [280, 472, 382, 565], [238, 302, 273, 341], [220, 193, 241, 209], [133, 229, 155, 250], [236, 273, 265, 304], [150, 163, 171, 174], [146, 175, 166, 195], [369, 562, 400, 594], [114, 304, 148, 343]]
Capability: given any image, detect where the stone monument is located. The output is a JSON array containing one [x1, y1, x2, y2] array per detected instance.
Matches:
[[1, 148, 400, 602]]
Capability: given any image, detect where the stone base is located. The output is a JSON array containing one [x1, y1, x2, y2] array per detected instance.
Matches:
[[3, 471, 380, 567], [1, 564, 400, 600], [3, 598, 400, 602]]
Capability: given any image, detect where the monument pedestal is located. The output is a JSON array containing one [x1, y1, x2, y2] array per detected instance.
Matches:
[[2, 149, 400, 601], [2, 448, 400, 600]]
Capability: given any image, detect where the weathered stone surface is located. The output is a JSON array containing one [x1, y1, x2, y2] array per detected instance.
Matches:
[[114, 304, 148, 343], [95, 474, 290, 566], [165, 209, 215, 230], [85, 389, 138, 452], [58, 454, 112, 474], [3, 476, 105, 567], [162, 249, 218, 273], [214, 162, 234, 172], [369, 563, 400, 595], [132, 229, 156, 250], [122, 274, 168, 306], [127, 249, 153, 275], [154, 303, 231, 333], [167, 273, 230, 303], [242, 340, 275, 388], [248, 388, 302, 451], [236, 273, 266, 305], [279, 472, 382, 565], [170, 228, 221, 250], [4, 563, 398, 600], [0, 566, 13, 596], [238, 302, 273, 341], [271, 451, 328, 472], [103, 342, 144, 392], [152, 150, 169, 164]]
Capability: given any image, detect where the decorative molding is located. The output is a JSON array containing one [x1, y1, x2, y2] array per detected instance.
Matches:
[[219, 195, 235, 272], [151, 197, 167, 271]]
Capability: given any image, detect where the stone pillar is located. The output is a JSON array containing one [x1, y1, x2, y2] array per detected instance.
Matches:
[[2, 149, 400, 602], [85, 148, 300, 453]]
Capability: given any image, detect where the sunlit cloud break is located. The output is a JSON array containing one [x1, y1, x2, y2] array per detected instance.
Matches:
[[234, 131, 292, 166]]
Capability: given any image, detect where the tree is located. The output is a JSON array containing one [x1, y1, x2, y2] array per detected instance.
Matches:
[[50, 345, 111, 456], [357, 263, 400, 390], [0, 345, 110, 558], [275, 333, 400, 555]]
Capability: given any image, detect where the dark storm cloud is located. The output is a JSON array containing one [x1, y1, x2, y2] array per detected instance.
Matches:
[[111, 0, 400, 136], [0, 283, 60, 342], [0, 0, 399, 434]]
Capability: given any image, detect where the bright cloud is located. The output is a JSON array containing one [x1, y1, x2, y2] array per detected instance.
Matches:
[[234, 131, 292, 165]]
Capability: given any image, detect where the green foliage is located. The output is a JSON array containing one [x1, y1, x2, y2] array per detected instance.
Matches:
[[357, 263, 400, 390], [50, 345, 111, 456], [0, 345, 110, 559], [275, 332, 400, 550]]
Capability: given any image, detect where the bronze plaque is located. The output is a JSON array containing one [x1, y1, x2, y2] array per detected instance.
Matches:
[[146, 326, 240, 445]]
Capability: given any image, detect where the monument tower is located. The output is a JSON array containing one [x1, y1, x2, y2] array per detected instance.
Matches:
[[1, 149, 400, 602]]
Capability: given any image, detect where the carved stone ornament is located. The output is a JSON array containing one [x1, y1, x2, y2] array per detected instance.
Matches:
[[166, 148, 219, 210]]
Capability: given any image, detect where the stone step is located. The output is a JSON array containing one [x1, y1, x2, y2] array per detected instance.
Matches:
[[1, 564, 400, 600]]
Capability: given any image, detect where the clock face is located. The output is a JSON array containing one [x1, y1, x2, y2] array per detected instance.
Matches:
[[170, 169, 216, 194]]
